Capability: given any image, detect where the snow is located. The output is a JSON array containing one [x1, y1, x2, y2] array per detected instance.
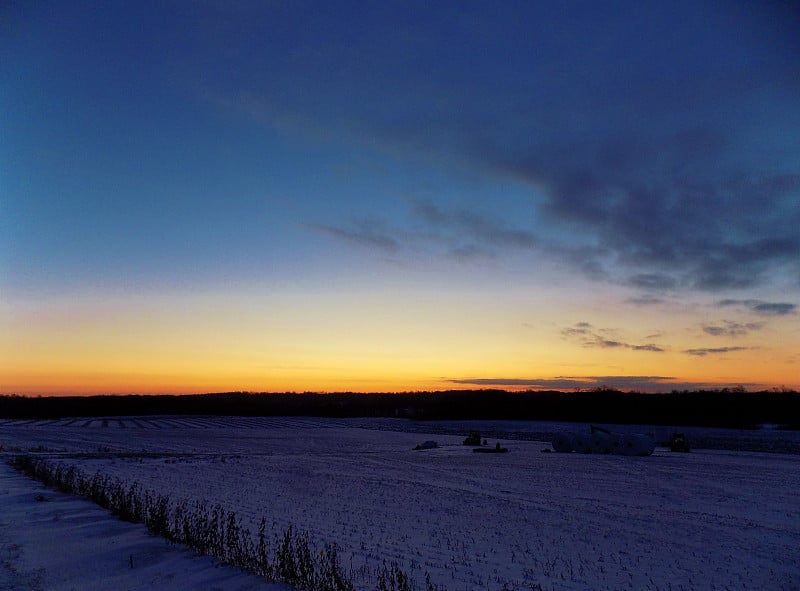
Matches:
[[0, 461, 286, 591], [1, 417, 799, 590]]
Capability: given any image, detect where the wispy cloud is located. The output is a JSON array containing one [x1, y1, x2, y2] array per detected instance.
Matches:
[[306, 222, 400, 253], [701, 321, 764, 337], [717, 299, 797, 316], [561, 321, 593, 338], [411, 201, 540, 258], [561, 322, 665, 352], [684, 346, 751, 357], [310, 204, 544, 262], [631, 344, 665, 352]]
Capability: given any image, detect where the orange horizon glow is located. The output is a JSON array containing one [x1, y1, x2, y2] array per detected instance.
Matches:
[[4, 369, 797, 399], [3, 287, 799, 398]]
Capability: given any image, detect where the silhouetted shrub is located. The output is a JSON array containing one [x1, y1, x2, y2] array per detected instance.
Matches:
[[377, 561, 412, 591]]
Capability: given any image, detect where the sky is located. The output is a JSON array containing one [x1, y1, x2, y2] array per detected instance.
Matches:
[[2, 0, 799, 395]]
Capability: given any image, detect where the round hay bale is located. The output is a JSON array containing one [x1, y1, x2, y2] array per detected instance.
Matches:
[[621, 434, 640, 456], [636, 434, 656, 456], [621, 434, 656, 456], [551, 433, 574, 453], [590, 432, 614, 454], [573, 433, 593, 454], [609, 434, 623, 454]]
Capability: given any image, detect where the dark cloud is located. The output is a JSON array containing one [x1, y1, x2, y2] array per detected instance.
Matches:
[[631, 344, 666, 352], [748, 302, 796, 316], [684, 346, 750, 357], [702, 321, 764, 337], [717, 299, 797, 316], [595, 339, 626, 349], [449, 378, 586, 388], [320, 100, 799, 295], [449, 376, 687, 392], [561, 323, 665, 352], [481, 144, 800, 292], [228, 3, 800, 293]]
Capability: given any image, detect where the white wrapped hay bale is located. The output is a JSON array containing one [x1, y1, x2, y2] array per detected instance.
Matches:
[[590, 432, 616, 454], [621, 433, 656, 456], [638, 434, 656, 456], [552, 428, 654, 457], [573, 433, 593, 453], [551, 433, 574, 453], [621, 434, 641, 455]]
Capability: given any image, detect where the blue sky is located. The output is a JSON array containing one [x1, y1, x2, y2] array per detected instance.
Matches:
[[2, 1, 799, 394]]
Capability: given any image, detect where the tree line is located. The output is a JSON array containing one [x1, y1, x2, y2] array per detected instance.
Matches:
[[1, 389, 799, 428]]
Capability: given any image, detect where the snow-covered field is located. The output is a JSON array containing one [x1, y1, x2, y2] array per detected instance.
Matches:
[[1, 417, 798, 590], [0, 461, 284, 591]]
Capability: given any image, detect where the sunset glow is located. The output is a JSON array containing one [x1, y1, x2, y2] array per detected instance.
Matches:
[[2, 2, 798, 396]]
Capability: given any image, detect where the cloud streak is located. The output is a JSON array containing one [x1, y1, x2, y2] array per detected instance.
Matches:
[[683, 346, 751, 357], [717, 299, 797, 316], [413, 202, 541, 251], [306, 222, 400, 253], [561, 322, 665, 352], [701, 321, 764, 337]]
